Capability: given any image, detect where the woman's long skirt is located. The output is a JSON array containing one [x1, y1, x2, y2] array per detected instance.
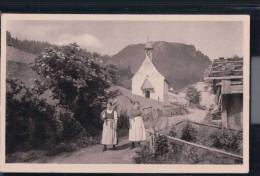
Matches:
[[129, 116, 146, 142], [101, 120, 117, 145]]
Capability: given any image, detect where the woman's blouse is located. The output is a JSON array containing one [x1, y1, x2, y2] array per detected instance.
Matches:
[[128, 108, 142, 119], [101, 109, 118, 121]]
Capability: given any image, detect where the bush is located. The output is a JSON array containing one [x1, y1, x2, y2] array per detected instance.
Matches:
[[32, 43, 117, 135], [6, 43, 118, 156], [185, 86, 201, 105], [209, 129, 242, 154], [155, 135, 169, 156], [168, 126, 177, 137], [134, 127, 242, 164], [183, 145, 201, 163], [58, 112, 86, 141], [46, 143, 76, 156], [167, 141, 184, 163], [6, 79, 60, 153], [117, 113, 129, 130], [6, 150, 47, 163], [181, 122, 197, 142], [134, 143, 155, 164]]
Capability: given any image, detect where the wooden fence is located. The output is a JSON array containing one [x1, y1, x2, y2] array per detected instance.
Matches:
[[174, 120, 243, 133], [147, 120, 243, 160]]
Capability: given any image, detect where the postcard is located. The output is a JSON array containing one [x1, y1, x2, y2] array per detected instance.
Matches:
[[0, 14, 249, 173]]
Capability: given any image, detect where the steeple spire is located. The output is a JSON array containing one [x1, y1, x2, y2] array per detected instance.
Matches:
[[145, 37, 153, 60]]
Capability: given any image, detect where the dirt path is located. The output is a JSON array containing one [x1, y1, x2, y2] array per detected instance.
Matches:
[[34, 108, 206, 164], [184, 108, 208, 122], [34, 137, 137, 164], [155, 108, 208, 131]]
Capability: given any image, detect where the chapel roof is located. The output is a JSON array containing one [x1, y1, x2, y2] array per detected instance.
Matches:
[[131, 41, 171, 85]]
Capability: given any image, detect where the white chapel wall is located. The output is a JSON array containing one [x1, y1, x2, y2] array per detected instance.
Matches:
[[132, 56, 166, 102]]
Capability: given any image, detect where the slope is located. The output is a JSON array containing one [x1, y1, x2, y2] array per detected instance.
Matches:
[[109, 41, 211, 90]]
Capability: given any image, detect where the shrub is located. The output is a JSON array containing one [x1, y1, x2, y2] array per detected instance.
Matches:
[[212, 111, 221, 120], [6, 150, 47, 163], [168, 126, 177, 137], [32, 43, 117, 135], [134, 143, 154, 164], [47, 143, 76, 156], [181, 122, 197, 142], [6, 79, 60, 153], [134, 135, 170, 163], [185, 86, 201, 105], [134, 140, 170, 164], [117, 113, 130, 137], [6, 43, 118, 155], [155, 135, 169, 156], [117, 113, 129, 130], [167, 141, 184, 163], [185, 146, 201, 163], [209, 129, 242, 154], [58, 112, 86, 141]]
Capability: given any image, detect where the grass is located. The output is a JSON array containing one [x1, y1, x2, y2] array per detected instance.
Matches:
[[7, 46, 36, 64], [6, 134, 101, 163], [111, 86, 171, 115], [112, 86, 189, 131], [134, 121, 243, 164]]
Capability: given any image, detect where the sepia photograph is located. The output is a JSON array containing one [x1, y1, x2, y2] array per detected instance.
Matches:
[[0, 14, 249, 173]]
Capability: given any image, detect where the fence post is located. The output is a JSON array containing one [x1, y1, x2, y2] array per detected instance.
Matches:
[[149, 128, 156, 155]]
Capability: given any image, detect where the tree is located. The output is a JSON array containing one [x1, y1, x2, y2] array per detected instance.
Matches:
[[106, 64, 119, 85], [185, 86, 201, 105], [6, 78, 60, 153], [117, 66, 133, 89], [6, 31, 12, 46], [6, 31, 56, 54], [32, 43, 117, 134]]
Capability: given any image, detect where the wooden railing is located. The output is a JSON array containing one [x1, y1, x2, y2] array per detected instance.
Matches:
[[173, 120, 243, 132], [146, 120, 243, 160]]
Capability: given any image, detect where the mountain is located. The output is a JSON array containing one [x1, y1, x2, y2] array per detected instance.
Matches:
[[6, 33, 212, 91], [109, 41, 211, 90]]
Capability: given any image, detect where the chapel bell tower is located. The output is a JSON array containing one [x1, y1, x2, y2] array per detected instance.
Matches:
[[145, 38, 153, 61]]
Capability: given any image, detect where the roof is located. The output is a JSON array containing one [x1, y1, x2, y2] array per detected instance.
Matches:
[[133, 42, 170, 84], [141, 79, 154, 90], [204, 57, 243, 80]]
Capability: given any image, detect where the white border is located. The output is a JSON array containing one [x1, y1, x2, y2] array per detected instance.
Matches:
[[0, 14, 250, 173]]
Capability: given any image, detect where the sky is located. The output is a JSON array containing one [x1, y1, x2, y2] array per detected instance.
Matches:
[[7, 20, 243, 60]]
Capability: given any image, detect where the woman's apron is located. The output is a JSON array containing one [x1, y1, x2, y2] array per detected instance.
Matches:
[[101, 110, 117, 145], [129, 116, 146, 142]]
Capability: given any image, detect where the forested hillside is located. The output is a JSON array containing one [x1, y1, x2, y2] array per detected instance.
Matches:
[[108, 41, 211, 90], [7, 31, 55, 55]]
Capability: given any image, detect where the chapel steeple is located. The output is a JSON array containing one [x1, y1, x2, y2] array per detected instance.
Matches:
[[145, 37, 153, 60]]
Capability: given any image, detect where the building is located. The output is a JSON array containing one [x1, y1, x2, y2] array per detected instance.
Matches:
[[132, 41, 169, 102], [204, 57, 243, 130]]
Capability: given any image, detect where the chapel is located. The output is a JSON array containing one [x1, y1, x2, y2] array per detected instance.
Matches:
[[131, 41, 169, 102]]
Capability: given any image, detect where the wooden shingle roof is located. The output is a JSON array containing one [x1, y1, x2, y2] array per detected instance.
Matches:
[[204, 57, 243, 80]]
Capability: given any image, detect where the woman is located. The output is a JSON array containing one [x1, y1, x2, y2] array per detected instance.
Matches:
[[101, 102, 118, 152], [128, 101, 146, 148]]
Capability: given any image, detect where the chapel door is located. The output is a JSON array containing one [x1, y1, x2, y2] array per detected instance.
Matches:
[[145, 90, 150, 98]]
